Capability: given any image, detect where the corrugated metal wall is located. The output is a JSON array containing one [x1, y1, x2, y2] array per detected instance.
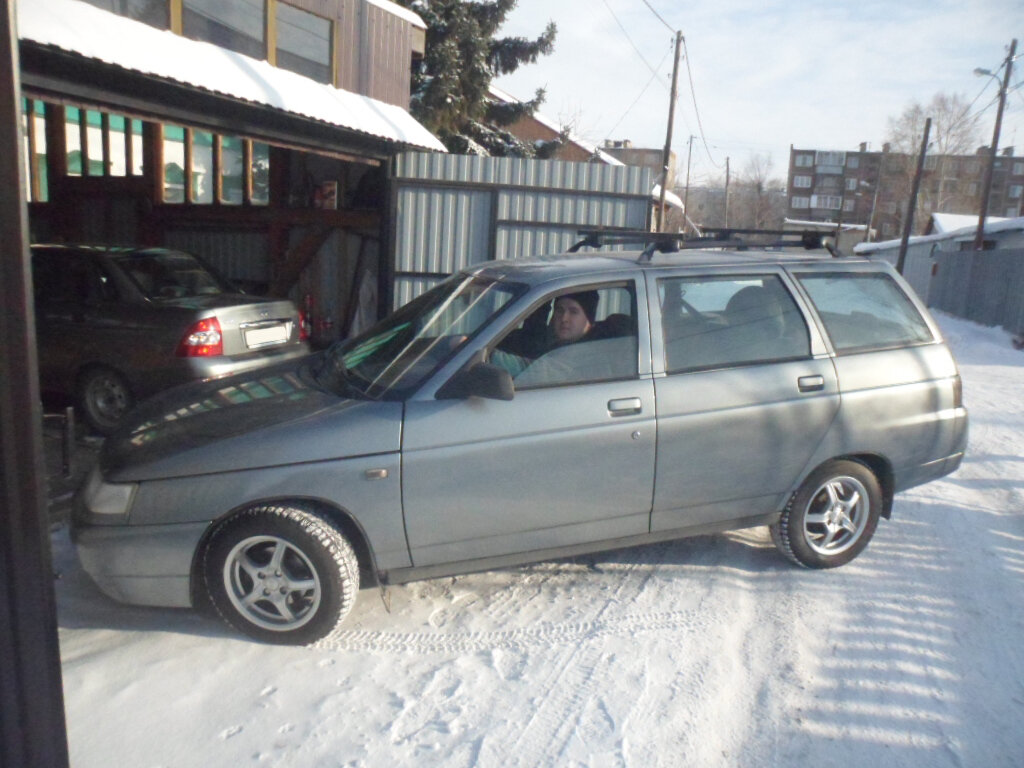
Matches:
[[392, 153, 652, 308], [163, 229, 271, 288], [928, 248, 1024, 335]]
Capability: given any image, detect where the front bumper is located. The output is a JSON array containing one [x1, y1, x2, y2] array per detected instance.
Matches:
[[71, 518, 208, 608]]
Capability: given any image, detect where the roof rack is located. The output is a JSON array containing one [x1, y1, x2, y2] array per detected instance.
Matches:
[[567, 227, 842, 262]]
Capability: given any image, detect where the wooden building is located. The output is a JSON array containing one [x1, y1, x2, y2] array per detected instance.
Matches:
[[18, 0, 444, 344]]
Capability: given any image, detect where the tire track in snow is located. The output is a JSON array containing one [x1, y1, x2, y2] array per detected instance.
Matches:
[[315, 608, 703, 654], [486, 554, 669, 767]]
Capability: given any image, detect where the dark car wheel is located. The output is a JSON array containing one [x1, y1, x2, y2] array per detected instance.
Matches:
[[770, 459, 882, 569], [203, 505, 359, 645], [78, 366, 134, 436]]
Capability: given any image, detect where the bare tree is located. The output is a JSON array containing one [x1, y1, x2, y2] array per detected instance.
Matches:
[[668, 154, 786, 234], [884, 92, 982, 227], [732, 154, 787, 229]]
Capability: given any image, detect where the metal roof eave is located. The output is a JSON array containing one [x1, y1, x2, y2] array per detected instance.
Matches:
[[19, 41, 424, 162]]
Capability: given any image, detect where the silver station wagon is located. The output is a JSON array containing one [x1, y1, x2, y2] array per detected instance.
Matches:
[[73, 236, 968, 644]]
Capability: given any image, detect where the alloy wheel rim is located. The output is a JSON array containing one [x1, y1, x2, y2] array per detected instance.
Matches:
[[802, 475, 870, 556], [223, 535, 322, 631]]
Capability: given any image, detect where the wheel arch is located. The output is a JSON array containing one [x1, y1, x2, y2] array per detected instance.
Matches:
[[189, 496, 381, 610]]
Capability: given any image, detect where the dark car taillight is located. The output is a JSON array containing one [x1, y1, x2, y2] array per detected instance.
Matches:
[[952, 374, 963, 408], [176, 317, 223, 357], [298, 309, 311, 342]]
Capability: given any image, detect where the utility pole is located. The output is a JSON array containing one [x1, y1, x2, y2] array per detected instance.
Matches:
[[682, 134, 693, 233], [723, 156, 730, 227], [658, 30, 683, 232], [897, 117, 931, 275], [864, 145, 887, 243], [974, 38, 1016, 250]]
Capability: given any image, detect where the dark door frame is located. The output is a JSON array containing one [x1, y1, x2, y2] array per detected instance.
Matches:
[[0, 3, 70, 766]]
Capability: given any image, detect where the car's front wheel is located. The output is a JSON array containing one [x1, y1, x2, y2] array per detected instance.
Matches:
[[203, 505, 359, 644], [770, 459, 882, 568]]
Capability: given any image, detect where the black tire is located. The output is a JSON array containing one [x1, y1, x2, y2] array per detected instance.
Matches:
[[203, 505, 359, 645], [78, 366, 134, 435], [770, 459, 882, 569]]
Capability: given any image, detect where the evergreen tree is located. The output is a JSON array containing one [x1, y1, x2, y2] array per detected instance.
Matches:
[[396, 0, 558, 156]]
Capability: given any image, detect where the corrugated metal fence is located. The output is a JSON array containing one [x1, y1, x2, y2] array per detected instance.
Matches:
[[871, 247, 1024, 335], [391, 153, 653, 308], [929, 248, 1024, 335]]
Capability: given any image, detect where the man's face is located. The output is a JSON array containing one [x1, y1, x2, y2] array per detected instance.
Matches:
[[552, 297, 592, 342]]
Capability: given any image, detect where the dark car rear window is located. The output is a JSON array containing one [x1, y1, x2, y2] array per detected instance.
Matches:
[[112, 251, 232, 300], [796, 272, 933, 353]]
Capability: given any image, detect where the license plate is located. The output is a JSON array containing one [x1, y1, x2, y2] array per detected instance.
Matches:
[[244, 325, 288, 348]]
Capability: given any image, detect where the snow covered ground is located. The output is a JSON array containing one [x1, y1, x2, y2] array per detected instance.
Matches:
[[54, 314, 1024, 768]]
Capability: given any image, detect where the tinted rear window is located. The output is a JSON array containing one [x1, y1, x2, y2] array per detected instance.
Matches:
[[797, 272, 933, 352]]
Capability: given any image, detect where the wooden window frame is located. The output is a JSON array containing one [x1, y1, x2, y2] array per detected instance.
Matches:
[[267, 0, 335, 85], [164, 0, 335, 84], [161, 128, 266, 207]]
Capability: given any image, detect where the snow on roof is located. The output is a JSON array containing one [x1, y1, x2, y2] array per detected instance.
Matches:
[[854, 215, 1024, 254], [784, 218, 866, 232], [928, 213, 992, 233], [364, 0, 427, 29], [652, 184, 685, 211], [18, 0, 445, 153]]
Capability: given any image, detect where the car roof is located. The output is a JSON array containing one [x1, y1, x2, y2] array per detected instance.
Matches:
[[467, 248, 885, 286]]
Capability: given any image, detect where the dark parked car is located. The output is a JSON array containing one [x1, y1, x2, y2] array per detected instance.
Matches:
[[32, 245, 309, 434]]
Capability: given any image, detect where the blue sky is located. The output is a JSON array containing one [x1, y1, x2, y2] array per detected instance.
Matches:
[[496, 0, 1024, 186]]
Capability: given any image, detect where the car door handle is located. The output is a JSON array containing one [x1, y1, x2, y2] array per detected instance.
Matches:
[[798, 375, 825, 392], [608, 397, 643, 416]]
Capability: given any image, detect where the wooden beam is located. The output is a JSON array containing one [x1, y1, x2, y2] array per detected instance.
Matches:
[[269, 223, 335, 297], [100, 111, 110, 177], [242, 138, 252, 205], [183, 126, 193, 204], [77, 107, 87, 176], [213, 133, 222, 203], [150, 204, 380, 230], [25, 98, 39, 200], [125, 117, 135, 177]]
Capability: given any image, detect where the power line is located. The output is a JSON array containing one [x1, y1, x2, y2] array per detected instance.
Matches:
[[604, 44, 676, 139], [681, 36, 720, 168], [637, 0, 674, 33], [600, 0, 670, 87]]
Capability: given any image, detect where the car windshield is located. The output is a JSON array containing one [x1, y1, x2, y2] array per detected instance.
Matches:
[[112, 251, 233, 300], [317, 274, 525, 400]]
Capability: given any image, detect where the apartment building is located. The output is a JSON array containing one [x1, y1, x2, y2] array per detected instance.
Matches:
[[786, 144, 1024, 240]]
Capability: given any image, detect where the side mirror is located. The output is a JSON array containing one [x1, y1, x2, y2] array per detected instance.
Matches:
[[436, 362, 514, 401]]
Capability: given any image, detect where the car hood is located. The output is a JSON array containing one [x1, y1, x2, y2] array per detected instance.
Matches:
[[101, 358, 402, 482]]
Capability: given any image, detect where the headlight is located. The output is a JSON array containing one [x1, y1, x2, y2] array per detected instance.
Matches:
[[78, 467, 137, 524]]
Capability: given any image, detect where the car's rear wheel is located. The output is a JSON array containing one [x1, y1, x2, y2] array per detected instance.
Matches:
[[770, 459, 882, 568], [203, 505, 358, 644], [78, 366, 134, 435]]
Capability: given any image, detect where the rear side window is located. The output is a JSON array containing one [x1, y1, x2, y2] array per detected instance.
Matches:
[[797, 272, 933, 352], [658, 275, 810, 373], [32, 252, 118, 304]]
